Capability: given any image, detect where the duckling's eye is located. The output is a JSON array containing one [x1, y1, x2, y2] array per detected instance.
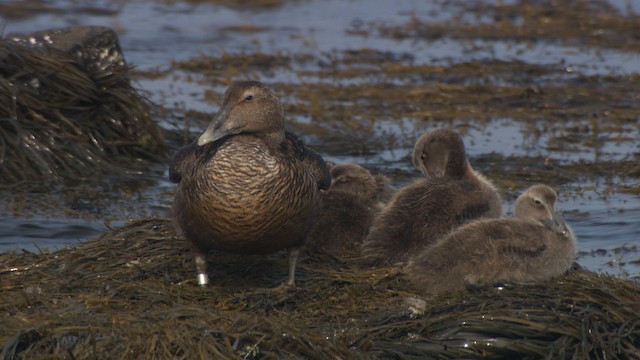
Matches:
[[534, 199, 542, 206], [420, 153, 427, 160], [245, 95, 253, 101]]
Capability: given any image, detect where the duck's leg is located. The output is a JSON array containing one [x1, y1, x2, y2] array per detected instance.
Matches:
[[194, 250, 209, 286], [285, 246, 301, 287]]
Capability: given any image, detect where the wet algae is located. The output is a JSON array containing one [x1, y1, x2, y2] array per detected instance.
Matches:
[[0, 34, 167, 186], [1, 218, 639, 358]]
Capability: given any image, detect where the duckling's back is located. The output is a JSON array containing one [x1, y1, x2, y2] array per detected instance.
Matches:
[[406, 217, 576, 295], [363, 175, 501, 265]]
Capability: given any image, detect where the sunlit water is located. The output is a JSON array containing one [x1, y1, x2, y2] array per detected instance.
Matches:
[[1, 0, 638, 279]]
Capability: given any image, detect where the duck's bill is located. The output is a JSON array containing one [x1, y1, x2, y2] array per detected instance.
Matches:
[[541, 212, 571, 238], [197, 106, 238, 146]]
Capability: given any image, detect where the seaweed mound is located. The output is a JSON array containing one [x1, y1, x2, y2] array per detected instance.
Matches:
[[0, 26, 167, 186], [1, 218, 638, 359]]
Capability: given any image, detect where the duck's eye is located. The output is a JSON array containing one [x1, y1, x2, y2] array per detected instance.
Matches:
[[534, 199, 542, 206], [245, 95, 253, 101], [420, 153, 427, 160]]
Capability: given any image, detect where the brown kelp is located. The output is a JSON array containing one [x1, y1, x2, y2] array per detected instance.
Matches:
[[1, 218, 638, 359], [0, 28, 167, 186]]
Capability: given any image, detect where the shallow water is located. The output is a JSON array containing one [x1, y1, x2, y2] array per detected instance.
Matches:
[[1, 0, 639, 279]]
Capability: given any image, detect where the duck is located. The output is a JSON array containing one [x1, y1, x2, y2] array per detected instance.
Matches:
[[305, 163, 382, 256], [169, 81, 331, 286], [362, 128, 502, 266], [406, 184, 576, 295]]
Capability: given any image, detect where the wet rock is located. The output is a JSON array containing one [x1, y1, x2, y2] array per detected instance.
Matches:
[[8, 26, 126, 75]]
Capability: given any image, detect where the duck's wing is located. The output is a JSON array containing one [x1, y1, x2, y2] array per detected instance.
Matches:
[[497, 238, 548, 258], [302, 147, 331, 190], [168, 141, 198, 183], [285, 131, 331, 190], [456, 202, 492, 223], [480, 221, 549, 258], [447, 179, 501, 223]]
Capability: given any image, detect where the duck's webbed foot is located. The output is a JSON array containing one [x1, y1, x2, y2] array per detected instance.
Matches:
[[404, 297, 427, 318], [268, 247, 301, 292]]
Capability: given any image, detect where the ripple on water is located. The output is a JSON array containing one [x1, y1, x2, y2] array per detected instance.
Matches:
[[0, 218, 116, 253], [562, 190, 640, 279]]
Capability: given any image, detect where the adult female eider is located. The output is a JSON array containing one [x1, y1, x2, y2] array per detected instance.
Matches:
[[406, 184, 576, 295], [363, 128, 502, 265], [305, 163, 382, 256], [169, 81, 330, 286]]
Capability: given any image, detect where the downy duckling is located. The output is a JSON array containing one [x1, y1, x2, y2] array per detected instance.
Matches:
[[363, 128, 502, 265], [406, 184, 576, 295], [305, 163, 382, 256]]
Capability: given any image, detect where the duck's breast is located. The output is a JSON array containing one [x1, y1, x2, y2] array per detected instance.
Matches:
[[176, 136, 321, 253]]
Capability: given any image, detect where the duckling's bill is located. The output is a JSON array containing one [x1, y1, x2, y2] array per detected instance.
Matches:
[[541, 210, 571, 238]]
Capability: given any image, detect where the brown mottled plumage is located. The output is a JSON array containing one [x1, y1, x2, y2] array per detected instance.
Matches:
[[406, 184, 576, 295], [169, 81, 330, 286], [363, 129, 502, 266], [305, 163, 382, 256]]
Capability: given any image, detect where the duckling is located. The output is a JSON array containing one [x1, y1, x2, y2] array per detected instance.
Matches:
[[373, 172, 395, 207], [363, 129, 502, 266], [169, 81, 330, 286], [305, 163, 382, 256], [406, 184, 576, 295]]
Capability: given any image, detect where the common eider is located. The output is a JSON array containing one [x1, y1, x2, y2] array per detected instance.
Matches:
[[169, 81, 330, 286], [363, 128, 502, 265], [406, 184, 576, 295]]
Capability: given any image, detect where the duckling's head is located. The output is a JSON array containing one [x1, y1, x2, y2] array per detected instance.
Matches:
[[515, 184, 571, 238], [329, 163, 378, 201], [198, 81, 285, 147], [411, 129, 468, 179]]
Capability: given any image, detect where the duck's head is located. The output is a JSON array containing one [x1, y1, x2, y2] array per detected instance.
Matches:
[[197, 81, 285, 147], [515, 184, 571, 238], [411, 128, 468, 180], [329, 163, 378, 201]]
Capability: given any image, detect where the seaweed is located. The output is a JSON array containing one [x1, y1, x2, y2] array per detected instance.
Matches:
[[0, 39, 167, 186], [1, 219, 638, 359]]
